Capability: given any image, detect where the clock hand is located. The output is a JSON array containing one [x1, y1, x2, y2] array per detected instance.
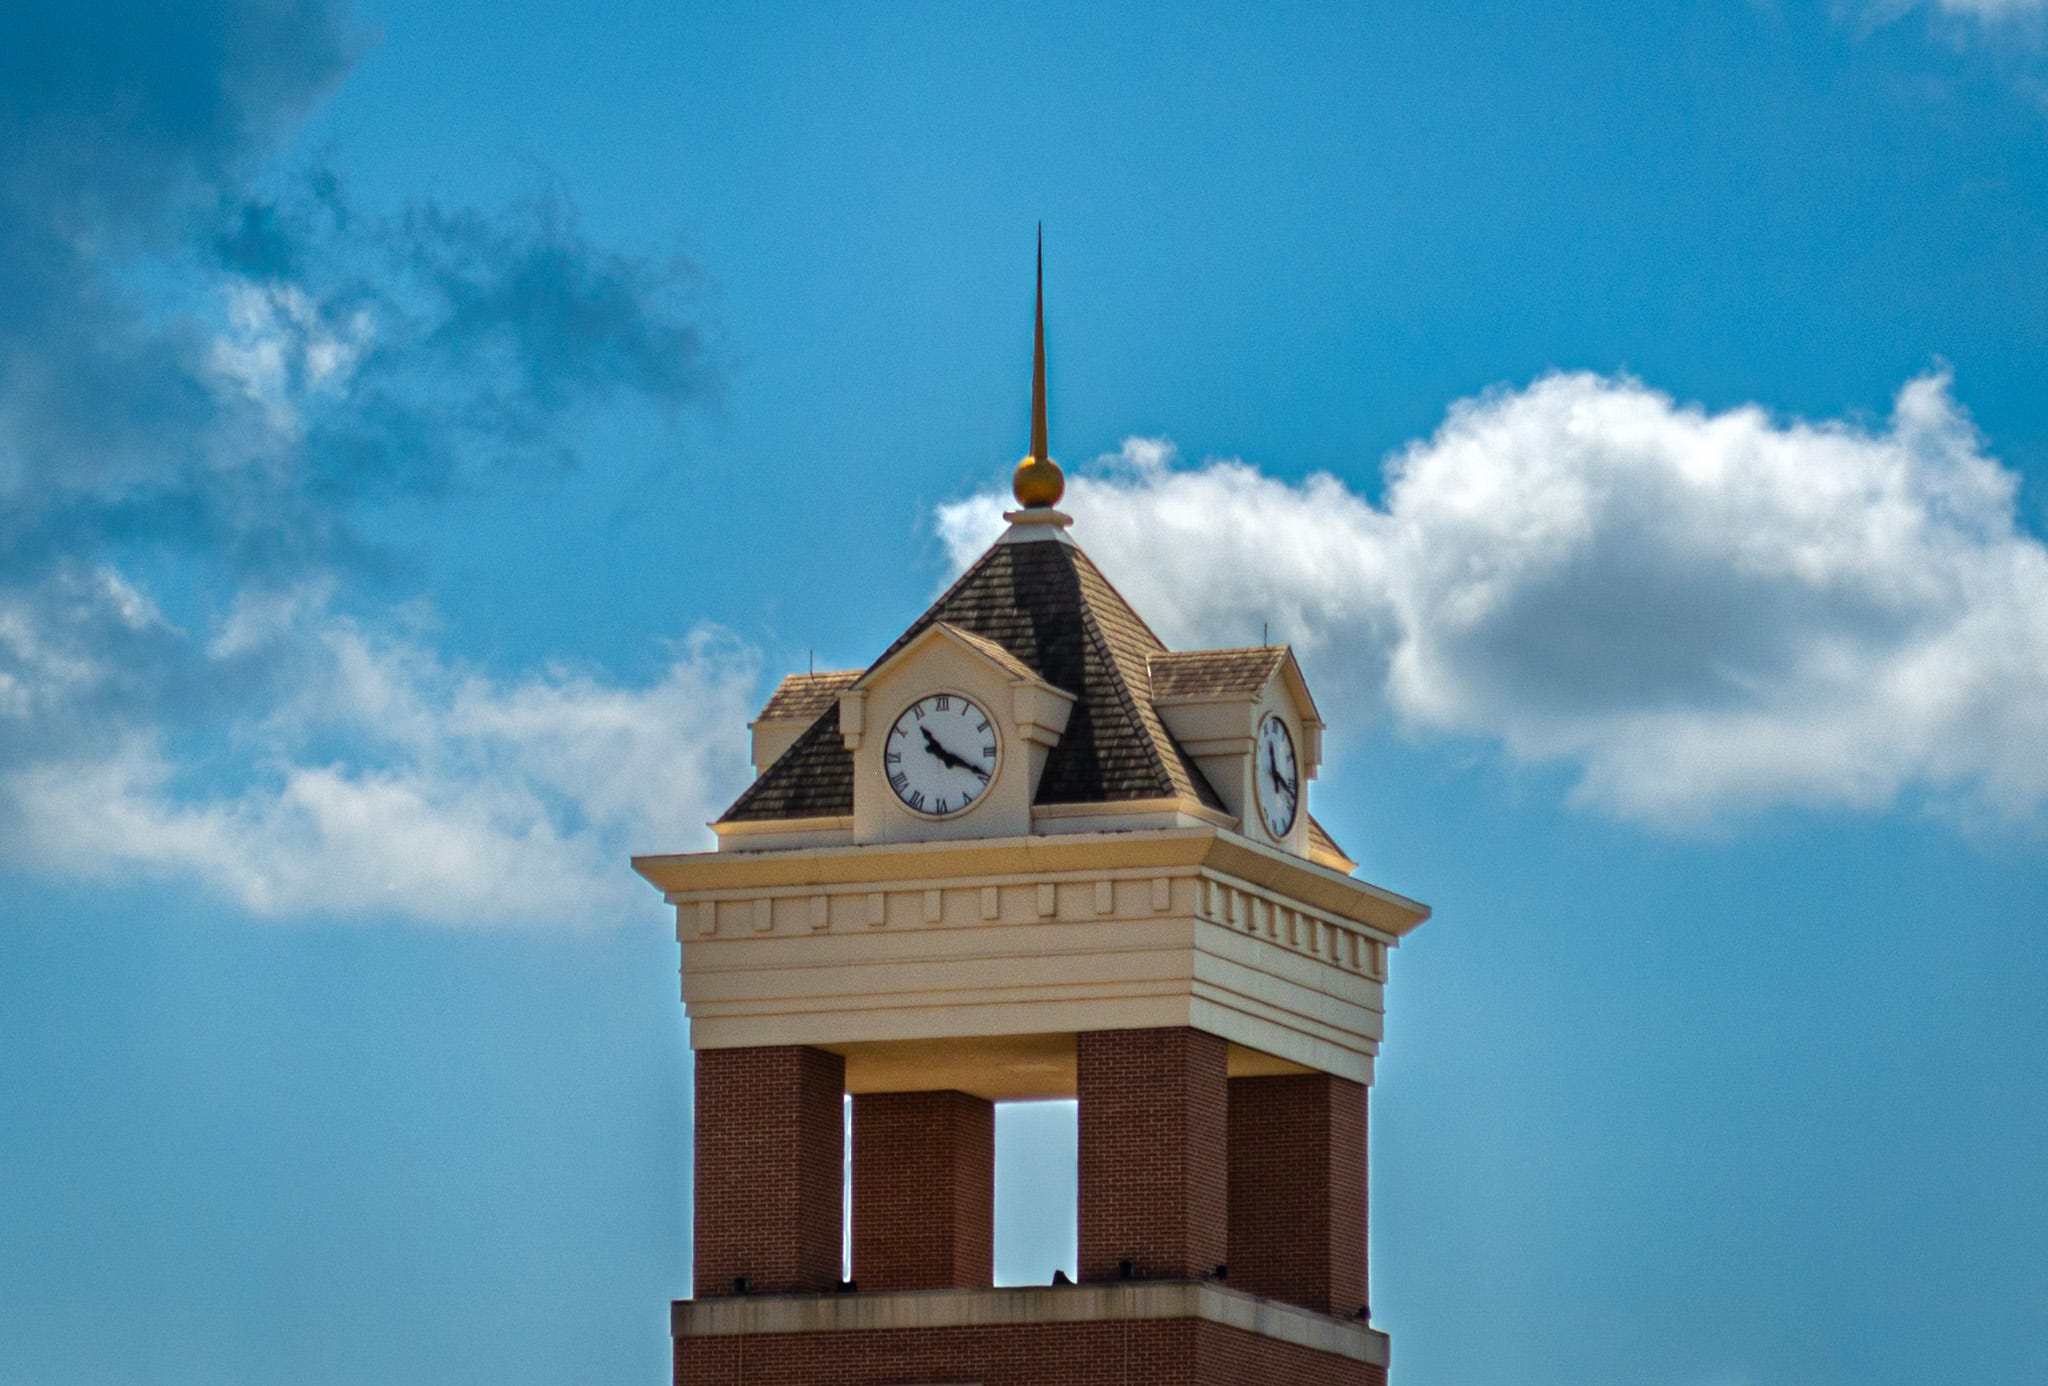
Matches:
[[921, 726, 991, 780], [1265, 747, 1295, 811]]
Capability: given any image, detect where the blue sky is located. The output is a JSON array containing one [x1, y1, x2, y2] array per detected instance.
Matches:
[[3, 3, 2046, 1384]]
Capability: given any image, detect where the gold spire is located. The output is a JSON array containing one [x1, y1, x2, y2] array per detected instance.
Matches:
[[1012, 225, 1065, 509]]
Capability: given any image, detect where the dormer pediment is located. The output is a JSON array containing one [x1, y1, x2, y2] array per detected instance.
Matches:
[[838, 622, 1075, 755]]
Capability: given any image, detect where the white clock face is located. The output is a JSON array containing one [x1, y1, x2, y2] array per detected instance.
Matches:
[[1254, 713, 1299, 840], [884, 693, 998, 817]]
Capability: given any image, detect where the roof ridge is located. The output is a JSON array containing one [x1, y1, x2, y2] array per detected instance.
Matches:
[[931, 621, 1049, 685], [861, 541, 1010, 677], [1066, 542, 1172, 654], [1150, 643, 1288, 659], [1065, 558, 1179, 802]]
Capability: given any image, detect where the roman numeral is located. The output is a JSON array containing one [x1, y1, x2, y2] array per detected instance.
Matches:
[[908, 790, 926, 810], [934, 695, 950, 710], [935, 797, 949, 813], [982, 744, 996, 758], [889, 772, 909, 793], [913, 704, 926, 719], [976, 718, 989, 732], [885, 751, 901, 764]]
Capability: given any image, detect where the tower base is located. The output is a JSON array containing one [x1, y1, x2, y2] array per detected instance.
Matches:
[[673, 1281, 1388, 1385]]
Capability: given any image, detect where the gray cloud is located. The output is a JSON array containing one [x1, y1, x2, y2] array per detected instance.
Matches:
[[0, 1, 738, 922], [0, 0, 719, 717]]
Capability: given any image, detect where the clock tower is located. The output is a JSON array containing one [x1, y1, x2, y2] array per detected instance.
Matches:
[[634, 238, 1428, 1385]]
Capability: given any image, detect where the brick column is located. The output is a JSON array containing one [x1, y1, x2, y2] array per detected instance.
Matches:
[[1227, 1072, 1368, 1317], [851, 1090, 994, 1290], [1076, 1027, 1228, 1283], [692, 1045, 845, 1297]]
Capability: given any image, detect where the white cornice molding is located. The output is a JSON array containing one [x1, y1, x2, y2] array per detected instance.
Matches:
[[637, 826, 1427, 937]]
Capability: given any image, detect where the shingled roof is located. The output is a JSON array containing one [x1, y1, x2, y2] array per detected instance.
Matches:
[[1148, 646, 1290, 702], [719, 534, 1226, 823], [755, 670, 860, 723]]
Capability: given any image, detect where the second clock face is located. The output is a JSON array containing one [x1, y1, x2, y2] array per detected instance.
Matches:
[[1254, 713, 1299, 840], [885, 693, 998, 817]]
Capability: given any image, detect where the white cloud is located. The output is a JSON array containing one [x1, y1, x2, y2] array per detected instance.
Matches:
[[207, 281, 373, 443], [939, 370, 2048, 829], [1933, 0, 2047, 19], [0, 602, 757, 926]]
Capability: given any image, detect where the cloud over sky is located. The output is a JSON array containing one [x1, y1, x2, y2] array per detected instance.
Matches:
[[1932, 0, 2048, 20], [940, 372, 2048, 828], [3, 622, 755, 925], [0, 0, 739, 924], [6, 1, 2044, 924]]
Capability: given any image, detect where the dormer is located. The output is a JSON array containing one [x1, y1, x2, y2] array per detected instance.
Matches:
[[748, 670, 860, 775], [841, 622, 1075, 844], [1149, 645, 1324, 857]]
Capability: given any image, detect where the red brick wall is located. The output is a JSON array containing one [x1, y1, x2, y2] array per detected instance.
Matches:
[[1226, 1074, 1368, 1316], [851, 1089, 994, 1291], [1077, 1028, 1229, 1283], [674, 1316, 1382, 1385], [692, 1046, 845, 1298]]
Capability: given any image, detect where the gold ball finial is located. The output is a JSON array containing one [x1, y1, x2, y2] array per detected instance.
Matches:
[[1013, 453, 1065, 508]]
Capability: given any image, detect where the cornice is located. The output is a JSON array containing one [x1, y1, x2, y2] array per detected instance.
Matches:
[[634, 825, 1428, 936]]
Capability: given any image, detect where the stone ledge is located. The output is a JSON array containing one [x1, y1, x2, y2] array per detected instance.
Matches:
[[671, 1280, 1389, 1367]]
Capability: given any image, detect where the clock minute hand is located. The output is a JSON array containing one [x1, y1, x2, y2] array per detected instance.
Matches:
[[921, 726, 990, 780]]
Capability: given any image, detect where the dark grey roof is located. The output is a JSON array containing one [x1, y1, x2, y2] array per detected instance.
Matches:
[[719, 535, 1225, 823]]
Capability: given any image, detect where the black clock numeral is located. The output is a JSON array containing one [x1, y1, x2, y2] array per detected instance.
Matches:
[[935, 797, 950, 813], [912, 703, 926, 719], [908, 790, 926, 811], [975, 718, 989, 732], [934, 695, 950, 711], [885, 751, 901, 765], [889, 771, 909, 793], [981, 743, 996, 758]]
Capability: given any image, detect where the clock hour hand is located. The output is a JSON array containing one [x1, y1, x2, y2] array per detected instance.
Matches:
[[921, 726, 991, 781], [1266, 749, 1294, 804]]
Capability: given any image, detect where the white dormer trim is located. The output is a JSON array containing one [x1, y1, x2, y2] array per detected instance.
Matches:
[[839, 622, 1074, 752]]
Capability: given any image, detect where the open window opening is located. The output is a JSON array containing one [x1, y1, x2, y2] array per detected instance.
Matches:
[[993, 1099, 1077, 1286]]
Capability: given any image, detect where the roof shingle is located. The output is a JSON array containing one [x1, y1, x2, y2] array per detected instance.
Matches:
[[1148, 647, 1289, 701], [755, 670, 860, 723]]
